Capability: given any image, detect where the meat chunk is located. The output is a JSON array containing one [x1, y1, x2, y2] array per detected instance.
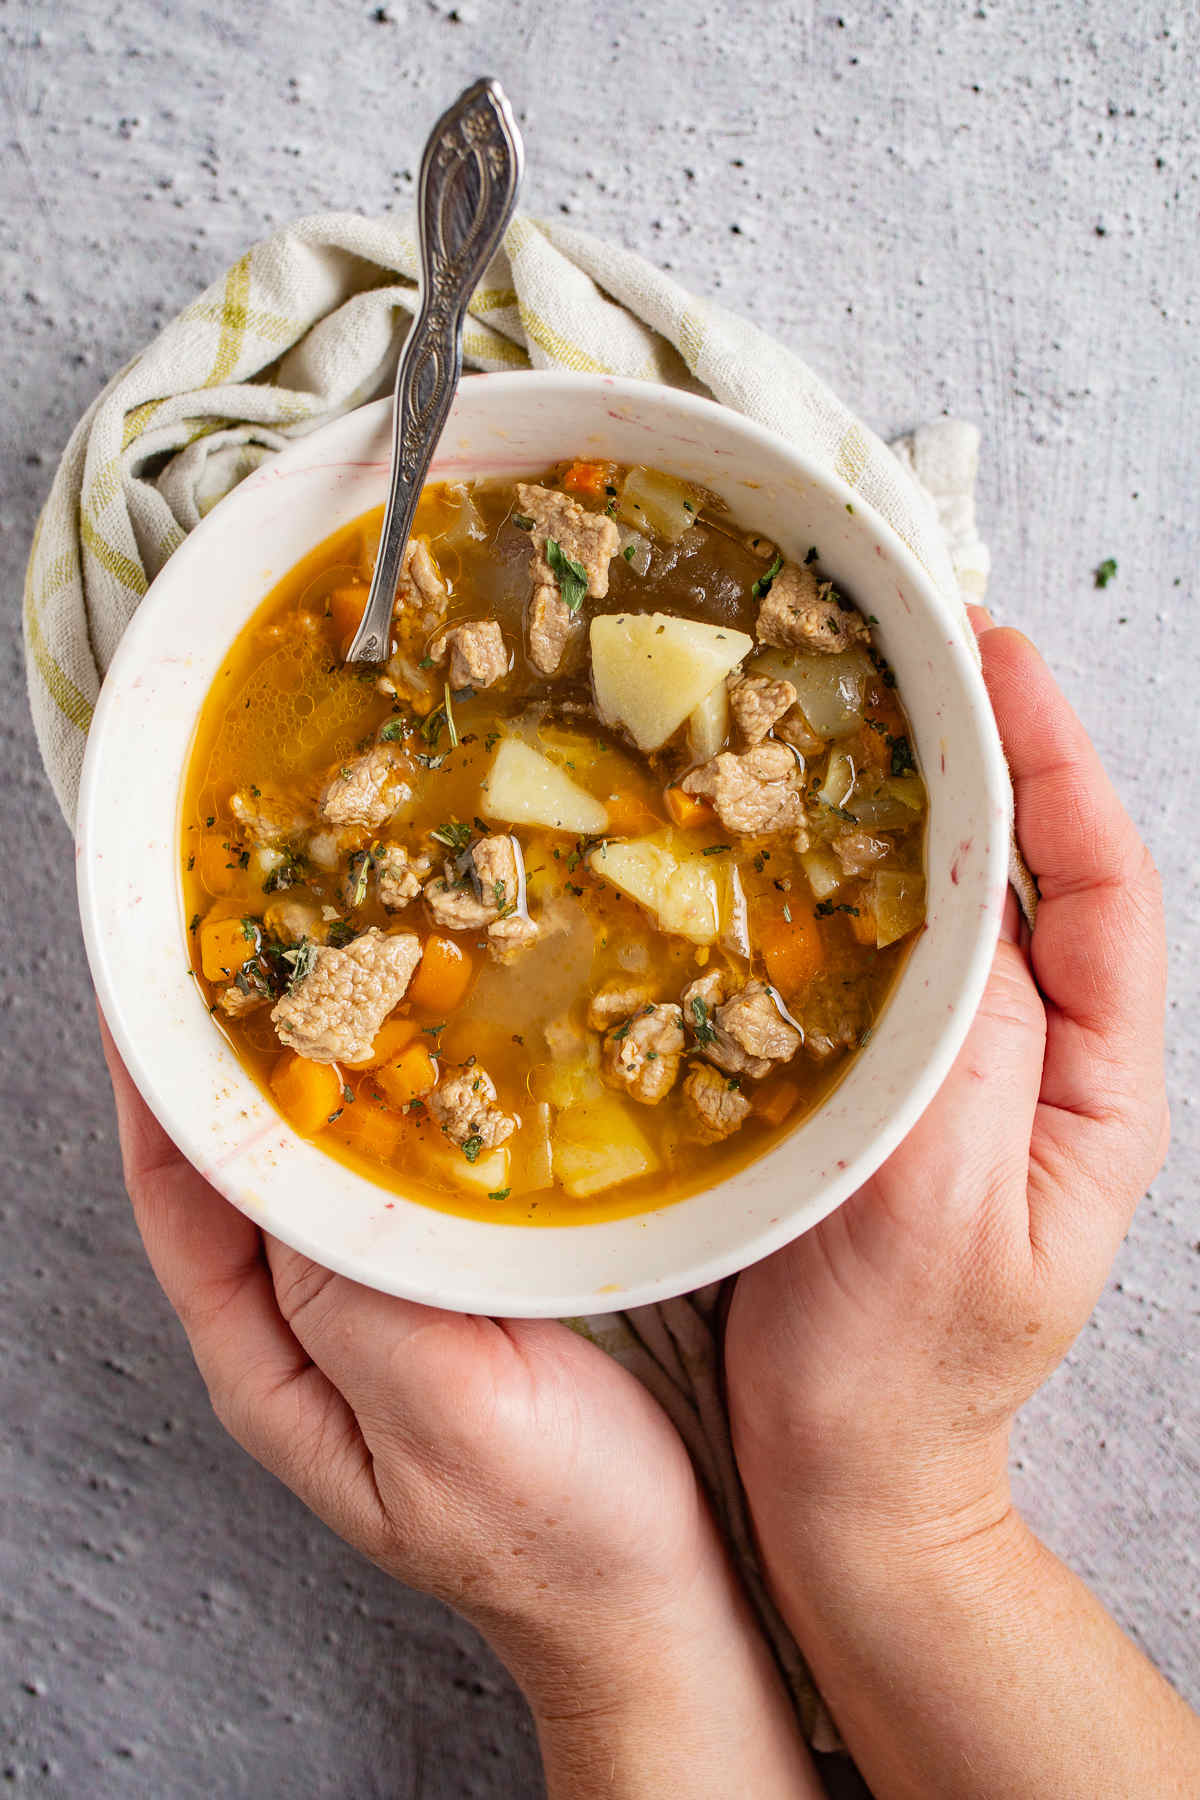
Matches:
[[602, 1003, 685, 1105], [306, 828, 343, 872], [424, 834, 519, 932], [718, 980, 802, 1068], [681, 742, 804, 836], [727, 672, 797, 746], [218, 983, 267, 1019], [429, 1066, 517, 1150], [393, 537, 449, 630], [423, 834, 537, 960], [756, 561, 870, 654], [264, 898, 323, 944], [682, 1062, 752, 1143], [487, 911, 540, 963], [230, 787, 309, 845], [527, 587, 574, 678], [832, 830, 891, 878], [430, 620, 509, 689], [587, 976, 657, 1031], [270, 928, 421, 1065], [686, 973, 801, 1080], [375, 842, 432, 910], [515, 482, 620, 675], [320, 747, 409, 831], [794, 974, 870, 1062], [682, 968, 729, 1037], [775, 707, 825, 756]]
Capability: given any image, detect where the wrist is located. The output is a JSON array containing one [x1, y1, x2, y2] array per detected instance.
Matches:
[[491, 1563, 820, 1800]]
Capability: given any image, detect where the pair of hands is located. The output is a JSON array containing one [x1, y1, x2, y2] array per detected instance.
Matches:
[[101, 620, 1171, 1791]]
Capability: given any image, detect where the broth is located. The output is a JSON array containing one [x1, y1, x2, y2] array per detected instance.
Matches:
[[180, 463, 926, 1226]]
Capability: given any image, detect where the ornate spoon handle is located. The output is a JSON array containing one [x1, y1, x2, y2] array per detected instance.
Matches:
[[346, 78, 524, 663]]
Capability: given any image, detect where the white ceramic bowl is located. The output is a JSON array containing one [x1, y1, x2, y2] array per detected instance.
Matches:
[[78, 372, 1009, 1317]]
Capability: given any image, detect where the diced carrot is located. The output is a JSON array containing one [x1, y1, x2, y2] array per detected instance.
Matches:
[[561, 459, 613, 498], [408, 936, 475, 1013], [269, 1051, 343, 1136], [196, 833, 239, 895], [325, 583, 368, 643], [350, 1015, 422, 1069], [333, 1092, 406, 1160], [200, 914, 256, 982], [603, 790, 661, 835], [754, 1076, 803, 1128], [374, 1044, 439, 1110], [664, 787, 715, 829], [756, 907, 825, 996], [849, 903, 877, 947]]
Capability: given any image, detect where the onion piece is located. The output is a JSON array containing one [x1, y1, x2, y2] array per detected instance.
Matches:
[[751, 647, 873, 740], [800, 848, 843, 901], [719, 864, 751, 959], [819, 747, 857, 813], [764, 984, 806, 1040], [616, 523, 652, 576], [616, 466, 706, 543], [872, 869, 926, 947], [508, 834, 531, 921]]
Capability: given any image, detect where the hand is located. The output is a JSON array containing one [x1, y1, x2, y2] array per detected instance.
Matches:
[[727, 616, 1169, 1535], [99, 1019, 819, 1799], [722, 619, 1193, 1800]]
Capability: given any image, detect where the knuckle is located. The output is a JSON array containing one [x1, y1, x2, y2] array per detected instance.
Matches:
[[270, 1251, 339, 1330]]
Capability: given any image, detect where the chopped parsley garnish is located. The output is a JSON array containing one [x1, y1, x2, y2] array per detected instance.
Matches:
[[186, 854, 195, 871], [690, 996, 717, 1046], [189, 913, 200, 935], [326, 920, 357, 948], [487, 1188, 511, 1201], [889, 734, 916, 777], [751, 552, 783, 600], [282, 939, 314, 992], [347, 848, 372, 909], [240, 917, 261, 945], [418, 654, 435, 669], [804, 546, 819, 565], [545, 537, 589, 613], [263, 846, 307, 894], [1094, 557, 1118, 589], [462, 1135, 484, 1163], [510, 512, 535, 532], [701, 843, 731, 856], [430, 820, 473, 851], [443, 683, 459, 749], [623, 543, 636, 561], [379, 716, 408, 742], [815, 900, 861, 918]]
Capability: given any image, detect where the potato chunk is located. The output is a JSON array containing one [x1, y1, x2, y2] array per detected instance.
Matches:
[[480, 738, 609, 835], [551, 1095, 660, 1197], [590, 613, 753, 751], [587, 835, 720, 945], [687, 679, 730, 761]]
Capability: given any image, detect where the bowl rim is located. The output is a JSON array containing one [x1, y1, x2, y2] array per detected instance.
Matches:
[[78, 370, 1009, 1315]]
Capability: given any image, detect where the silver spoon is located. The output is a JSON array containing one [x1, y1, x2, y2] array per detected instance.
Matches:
[[345, 78, 524, 664]]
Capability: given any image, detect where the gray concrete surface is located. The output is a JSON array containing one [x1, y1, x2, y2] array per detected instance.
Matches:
[[2, 1, 1197, 1793]]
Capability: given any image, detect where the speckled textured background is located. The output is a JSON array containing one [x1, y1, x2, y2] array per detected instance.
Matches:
[[2, 2, 1196, 1794]]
